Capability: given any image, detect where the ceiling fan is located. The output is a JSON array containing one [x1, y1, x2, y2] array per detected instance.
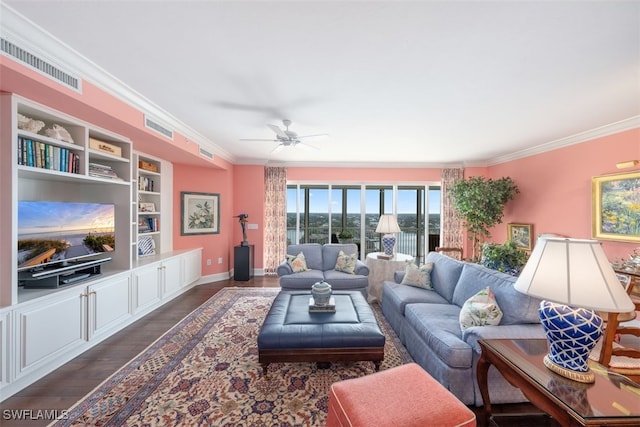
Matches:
[[241, 119, 327, 153]]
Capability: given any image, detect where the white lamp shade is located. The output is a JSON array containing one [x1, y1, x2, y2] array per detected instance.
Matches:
[[514, 237, 634, 312], [375, 214, 401, 233]]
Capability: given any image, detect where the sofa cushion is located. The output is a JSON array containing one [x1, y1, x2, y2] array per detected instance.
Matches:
[[323, 269, 369, 290], [383, 281, 448, 314], [400, 262, 434, 289], [459, 287, 503, 330], [425, 252, 465, 303], [322, 243, 359, 271], [404, 303, 472, 369], [334, 250, 358, 274], [452, 263, 540, 325], [279, 269, 325, 289], [287, 243, 323, 271], [286, 251, 310, 273]]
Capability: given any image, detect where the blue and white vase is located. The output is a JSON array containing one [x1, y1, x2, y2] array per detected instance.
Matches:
[[538, 300, 603, 382]]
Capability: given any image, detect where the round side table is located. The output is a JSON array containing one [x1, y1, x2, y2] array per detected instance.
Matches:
[[366, 252, 413, 303]]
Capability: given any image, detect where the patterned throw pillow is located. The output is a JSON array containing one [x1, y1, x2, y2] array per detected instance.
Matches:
[[286, 251, 309, 273], [400, 262, 434, 289], [335, 250, 358, 274], [459, 287, 503, 331]]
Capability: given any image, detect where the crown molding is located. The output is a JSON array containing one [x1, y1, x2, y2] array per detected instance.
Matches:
[[485, 116, 640, 166], [0, 2, 234, 163]]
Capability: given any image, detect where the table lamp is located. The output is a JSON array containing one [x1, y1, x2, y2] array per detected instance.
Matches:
[[375, 214, 401, 256], [514, 237, 634, 383]]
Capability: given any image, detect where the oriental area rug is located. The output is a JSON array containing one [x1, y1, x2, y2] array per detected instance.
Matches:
[[51, 287, 413, 426]]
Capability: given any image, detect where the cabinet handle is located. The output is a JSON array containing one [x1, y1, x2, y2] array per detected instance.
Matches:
[[89, 290, 97, 296], [80, 293, 88, 298]]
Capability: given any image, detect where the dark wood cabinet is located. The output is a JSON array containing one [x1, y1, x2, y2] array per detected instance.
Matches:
[[234, 245, 254, 281]]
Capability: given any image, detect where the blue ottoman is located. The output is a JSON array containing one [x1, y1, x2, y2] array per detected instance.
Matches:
[[257, 291, 385, 374]]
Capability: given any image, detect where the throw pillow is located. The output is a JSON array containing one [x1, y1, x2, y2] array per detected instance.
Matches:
[[335, 250, 358, 274], [286, 251, 309, 273], [400, 262, 434, 289], [459, 287, 503, 331]]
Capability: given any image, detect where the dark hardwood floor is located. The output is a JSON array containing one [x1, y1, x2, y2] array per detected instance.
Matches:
[[1, 276, 555, 426]]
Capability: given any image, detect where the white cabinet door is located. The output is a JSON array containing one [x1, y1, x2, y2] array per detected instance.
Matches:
[[183, 249, 202, 286], [162, 256, 182, 297], [88, 273, 132, 341], [0, 308, 10, 389], [132, 263, 161, 315], [14, 288, 85, 376]]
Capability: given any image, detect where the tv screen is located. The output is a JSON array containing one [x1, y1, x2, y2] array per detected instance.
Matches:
[[18, 200, 115, 272]]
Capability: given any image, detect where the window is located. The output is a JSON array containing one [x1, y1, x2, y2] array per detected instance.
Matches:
[[287, 184, 440, 261]]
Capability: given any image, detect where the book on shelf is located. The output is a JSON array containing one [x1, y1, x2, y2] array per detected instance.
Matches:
[[17, 137, 80, 174], [89, 162, 123, 181]]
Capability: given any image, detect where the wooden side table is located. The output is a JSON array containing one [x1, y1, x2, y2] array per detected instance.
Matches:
[[366, 252, 413, 303], [477, 339, 640, 427]]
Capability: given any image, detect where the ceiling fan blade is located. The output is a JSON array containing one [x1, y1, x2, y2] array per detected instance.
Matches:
[[267, 124, 289, 139], [297, 142, 320, 150], [271, 144, 285, 154], [296, 133, 329, 140]]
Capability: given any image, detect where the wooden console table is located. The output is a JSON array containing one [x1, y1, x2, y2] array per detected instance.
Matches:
[[477, 339, 640, 427]]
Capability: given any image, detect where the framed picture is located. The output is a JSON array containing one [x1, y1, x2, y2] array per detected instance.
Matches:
[[507, 223, 533, 250], [181, 191, 220, 235], [592, 171, 640, 242], [139, 202, 156, 212]]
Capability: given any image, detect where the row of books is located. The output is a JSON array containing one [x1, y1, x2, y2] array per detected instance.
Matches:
[[18, 137, 80, 173], [89, 162, 122, 181], [138, 176, 155, 192], [138, 216, 159, 233]]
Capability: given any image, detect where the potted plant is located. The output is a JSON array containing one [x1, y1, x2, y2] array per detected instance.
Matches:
[[481, 240, 529, 276], [338, 229, 354, 244], [449, 176, 520, 261]]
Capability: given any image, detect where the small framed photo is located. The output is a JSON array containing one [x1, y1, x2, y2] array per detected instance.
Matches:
[[181, 191, 220, 235], [507, 223, 533, 250], [139, 202, 156, 212]]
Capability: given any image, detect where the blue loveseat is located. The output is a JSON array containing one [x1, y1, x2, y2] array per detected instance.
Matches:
[[277, 243, 369, 296], [381, 251, 545, 406]]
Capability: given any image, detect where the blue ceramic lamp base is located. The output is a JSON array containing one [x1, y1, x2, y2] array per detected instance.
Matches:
[[538, 300, 603, 383], [381, 234, 396, 256]]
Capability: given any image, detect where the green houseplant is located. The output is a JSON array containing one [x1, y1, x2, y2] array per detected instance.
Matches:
[[338, 229, 354, 243], [481, 240, 528, 276], [450, 176, 520, 261]]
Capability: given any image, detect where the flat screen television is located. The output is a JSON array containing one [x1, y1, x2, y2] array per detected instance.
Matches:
[[17, 200, 115, 273]]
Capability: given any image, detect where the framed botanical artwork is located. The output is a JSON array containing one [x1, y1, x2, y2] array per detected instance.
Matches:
[[592, 171, 640, 242], [507, 223, 533, 250], [181, 192, 220, 235]]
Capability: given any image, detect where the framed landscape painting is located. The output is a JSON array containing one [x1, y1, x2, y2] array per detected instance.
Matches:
[[507, 223, 533, 250], [181, 192, 220, 235], [592, 171, 640, 242]]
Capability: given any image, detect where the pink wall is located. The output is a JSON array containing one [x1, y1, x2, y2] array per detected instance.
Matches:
[[488, 129, 640, 261], [287, 167, 441, 182], [3, 54, 639, 275]]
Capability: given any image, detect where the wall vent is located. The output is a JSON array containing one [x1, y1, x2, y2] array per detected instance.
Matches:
[[199, 147, 214, 160], [1, 37, 81, 91], [144, 115, 174, 140]]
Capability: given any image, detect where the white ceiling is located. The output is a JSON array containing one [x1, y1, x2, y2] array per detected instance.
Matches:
[[3, 1, 640, 167]]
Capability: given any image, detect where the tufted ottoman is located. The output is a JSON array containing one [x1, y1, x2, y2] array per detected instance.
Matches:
[[257, 291, 385, 374], [326, 363, 477, 427]]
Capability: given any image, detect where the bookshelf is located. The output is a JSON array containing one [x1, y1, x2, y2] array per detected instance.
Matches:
[[133, 153, 162, 260]]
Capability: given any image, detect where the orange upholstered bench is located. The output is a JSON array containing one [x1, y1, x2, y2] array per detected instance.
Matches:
[[326, 363, 476, 427]]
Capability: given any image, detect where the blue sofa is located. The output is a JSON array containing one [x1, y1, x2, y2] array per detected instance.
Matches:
[[277, 243, 369, 296], [381, 252, 545, 406]]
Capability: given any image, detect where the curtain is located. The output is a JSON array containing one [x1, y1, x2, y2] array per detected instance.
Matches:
[[264, 166, 287, 274], [441, 168, 464, 256]]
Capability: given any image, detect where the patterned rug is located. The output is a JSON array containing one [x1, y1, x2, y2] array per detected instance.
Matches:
[[52, 287, 413, 426]]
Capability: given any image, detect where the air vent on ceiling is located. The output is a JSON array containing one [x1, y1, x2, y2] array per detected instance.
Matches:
[[144, 115, 174, 140], [0, 37, 81, 91], [199, 147, 214, 160]]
